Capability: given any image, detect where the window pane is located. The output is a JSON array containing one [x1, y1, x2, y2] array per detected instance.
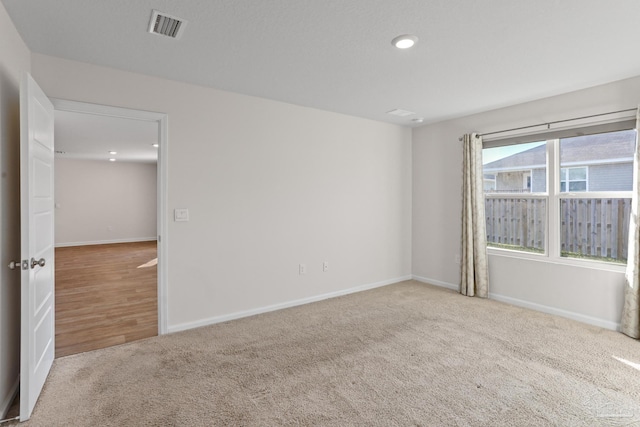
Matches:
[[569, 181, 586, 192], [568, 168, 586, 180], [483, 141, 546, 194], [560, 198, 630, 263], [485, 197, 546, 253], [560, 130, 637, 192]]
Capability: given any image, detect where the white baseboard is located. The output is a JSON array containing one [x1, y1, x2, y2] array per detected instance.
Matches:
[[0, 376, 19, 419], [168, 273, 619, 334], [168, 275, 413, 334], [55, 237, 157, 248], [412, 275, 459, 292], [489, 292, 620, 332], [410, 275, 619, 331]]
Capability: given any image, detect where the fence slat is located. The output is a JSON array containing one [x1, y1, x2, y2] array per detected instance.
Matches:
[[600, 199, 607, 257], [590, 200, 597, 256], [612, 200, 619, 259], [580, 199, 587, 255]]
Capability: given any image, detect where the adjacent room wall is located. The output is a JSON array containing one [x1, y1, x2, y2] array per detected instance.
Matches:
[[32, 54, 413, 331], [412, 74, 640, 330], [55, 158, 157, 246], [0, 1, 29, 417]]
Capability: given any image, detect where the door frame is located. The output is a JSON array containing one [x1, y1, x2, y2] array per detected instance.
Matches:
[[50, 98, 169, 334]]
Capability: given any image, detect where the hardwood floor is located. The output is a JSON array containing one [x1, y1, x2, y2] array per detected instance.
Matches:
[[55, 241, 158, 358]]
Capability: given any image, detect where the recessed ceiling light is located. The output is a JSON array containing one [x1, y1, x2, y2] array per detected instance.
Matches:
[[109, 158, 116, 162], [152, 143, 159, 148], [392, 34, 418, 49], [109, 151, 117, 155], [412, 118, 424, 123]]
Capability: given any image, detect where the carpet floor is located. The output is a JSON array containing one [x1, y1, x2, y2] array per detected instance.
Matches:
[[10, 280, 640, 426]]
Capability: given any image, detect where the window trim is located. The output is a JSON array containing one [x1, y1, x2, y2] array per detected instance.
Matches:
[[483, 119, 636, 147]]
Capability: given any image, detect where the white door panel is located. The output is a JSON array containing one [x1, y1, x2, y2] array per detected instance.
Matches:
[[20, 73, 55, 422]]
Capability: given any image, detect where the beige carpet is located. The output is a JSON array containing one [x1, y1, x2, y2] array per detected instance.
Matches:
[[11, 280, 640, 426]]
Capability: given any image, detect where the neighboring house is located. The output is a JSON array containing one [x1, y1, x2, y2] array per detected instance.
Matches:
[[483, 131, 636, 193]]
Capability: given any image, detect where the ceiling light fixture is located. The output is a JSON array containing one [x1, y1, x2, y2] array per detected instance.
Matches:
[[152, 143, 159, 148], [109, 158, 116, 162], [109, 151, 117, 155], [412, 118, 424, 124], [392, 34, 418, 49]]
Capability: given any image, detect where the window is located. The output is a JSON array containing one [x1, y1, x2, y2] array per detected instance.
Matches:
[[560, 167, 587, 192], [483, 128, 637, 265]]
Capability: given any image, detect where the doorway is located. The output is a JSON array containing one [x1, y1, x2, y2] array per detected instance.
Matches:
[[55, 242, 158, 356], [50, 99, 169, 354]]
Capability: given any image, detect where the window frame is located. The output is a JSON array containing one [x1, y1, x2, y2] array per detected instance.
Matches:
[[483, 124, 636, 273], [560, 166, 588, 192]]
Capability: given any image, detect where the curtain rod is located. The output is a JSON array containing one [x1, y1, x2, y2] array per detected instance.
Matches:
[[458, 107, 637, 141]]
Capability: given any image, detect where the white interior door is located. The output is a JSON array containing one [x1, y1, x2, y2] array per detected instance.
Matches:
[[19, 73, 55, 422]]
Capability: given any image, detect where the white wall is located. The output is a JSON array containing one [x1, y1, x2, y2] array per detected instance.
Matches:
[[0, 2, 29, 417], [413, 75, 640, 330], [55, 158, 157, 246], [32, 54, 412, 330]]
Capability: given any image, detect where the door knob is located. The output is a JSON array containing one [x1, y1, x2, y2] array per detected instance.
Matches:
[[8, 260, 20, 270], [31, 257, 46, 269]]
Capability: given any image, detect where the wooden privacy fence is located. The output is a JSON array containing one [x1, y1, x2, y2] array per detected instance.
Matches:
[[485, 198, 546, 252], [484, 197, 632, 262], [560, 198, 630, 261]]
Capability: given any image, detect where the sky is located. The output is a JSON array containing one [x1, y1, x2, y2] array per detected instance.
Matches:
[[482, 141, 545, 165]]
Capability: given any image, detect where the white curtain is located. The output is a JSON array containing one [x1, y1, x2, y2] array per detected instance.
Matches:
[[461, 133, 489, 297], [621, 108, 640, 339]]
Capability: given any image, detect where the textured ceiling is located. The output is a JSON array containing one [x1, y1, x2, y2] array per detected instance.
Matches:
[[4, 0, 640, 127]]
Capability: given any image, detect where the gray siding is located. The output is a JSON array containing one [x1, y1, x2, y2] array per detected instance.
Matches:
[[588, 162, 633, 191], [496, 171, 524, 192], [532, 168, 546, 193], [487, 163, 631, 192]]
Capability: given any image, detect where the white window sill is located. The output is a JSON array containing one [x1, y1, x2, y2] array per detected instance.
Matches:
[[487, 247, 626, 273]]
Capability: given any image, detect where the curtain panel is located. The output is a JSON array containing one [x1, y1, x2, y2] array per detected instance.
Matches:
[[461, 133, 489, 298], [621, 108, 640, 339]]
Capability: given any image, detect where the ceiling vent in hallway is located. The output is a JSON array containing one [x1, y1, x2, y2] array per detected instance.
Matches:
[[148, 10, 187, 39]]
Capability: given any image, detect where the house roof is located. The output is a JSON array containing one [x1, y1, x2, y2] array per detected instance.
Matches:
[[483, 130, 636, 170]]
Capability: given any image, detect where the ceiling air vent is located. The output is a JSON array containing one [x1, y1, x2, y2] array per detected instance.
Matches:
[[148, 10, 187, 39]]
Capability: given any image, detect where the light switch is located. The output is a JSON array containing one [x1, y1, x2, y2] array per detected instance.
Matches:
[[174, 208, 189, 222]]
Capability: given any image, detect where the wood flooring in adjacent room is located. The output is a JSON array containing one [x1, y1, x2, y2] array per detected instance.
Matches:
[[55, 241, 158, 358]]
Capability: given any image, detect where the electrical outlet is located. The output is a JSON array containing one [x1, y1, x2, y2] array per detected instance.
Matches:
[[322, 261, 329, 272], [299, 264, 306, 275]]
